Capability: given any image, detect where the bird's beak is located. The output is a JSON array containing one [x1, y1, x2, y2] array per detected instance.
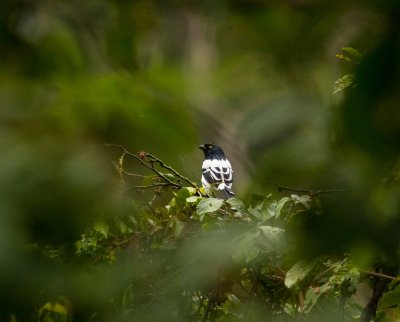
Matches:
[[198, 144, 205, 150]]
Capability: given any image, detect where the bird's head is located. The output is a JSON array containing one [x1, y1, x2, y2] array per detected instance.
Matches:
[[198, 143, 225, 159], [198, 143, 214, 152]]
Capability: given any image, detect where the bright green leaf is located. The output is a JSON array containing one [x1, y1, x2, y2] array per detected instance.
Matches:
[[94, 220, 109, 238], [185, 187, 197, 195], [341, 47, 362, 62], [333, 74, 355, 94], [186, 196, 200, 203], [196, 198, 224, 215]]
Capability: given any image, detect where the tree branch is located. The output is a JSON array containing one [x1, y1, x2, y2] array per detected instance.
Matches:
[[130, 183, 179, 190], [106, 144, 182, 189], [361, 269, 400, 282], [268, 182, 344, 196], [145, 152, 198, 188]]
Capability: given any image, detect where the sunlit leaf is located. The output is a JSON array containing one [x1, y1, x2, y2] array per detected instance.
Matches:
[[341, 47, 362, 62], [94, 220, 109, 238], [186, 196, 200, 203], [196, 198, 224, 215], [333, 74, 355, 94], [38, 299, 71, 322]]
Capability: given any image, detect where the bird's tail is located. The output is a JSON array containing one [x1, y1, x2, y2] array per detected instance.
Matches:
[[222, 188, 235, 199], [218, 183, 235, 199]]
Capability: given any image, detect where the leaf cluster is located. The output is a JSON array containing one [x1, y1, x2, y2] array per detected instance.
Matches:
[[23, 151, 375, 322]]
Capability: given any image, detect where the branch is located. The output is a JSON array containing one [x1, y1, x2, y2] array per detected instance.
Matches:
[[360, 269, 400, 282], [131, 183, 179, 190], [106, 144, 181, 189], [122, 171, 146, 178], [145, 153, 198, 188], [268, 182, 344, 196]]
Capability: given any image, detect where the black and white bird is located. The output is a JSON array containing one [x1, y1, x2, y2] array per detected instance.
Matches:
[[199, 143, 235, 199]]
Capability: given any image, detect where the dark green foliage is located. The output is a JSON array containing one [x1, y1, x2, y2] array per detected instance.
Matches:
[[1, 148, 370, 321]]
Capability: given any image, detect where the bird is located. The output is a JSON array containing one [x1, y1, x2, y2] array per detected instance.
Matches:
[[198, 143, 235, 199]]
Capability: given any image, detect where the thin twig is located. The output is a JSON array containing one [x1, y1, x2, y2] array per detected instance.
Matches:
[[106, 144, 181, 189], [145, 153, 198, 188], [360, 269, 400, 282], [131, 187, 156, 215], [123, 171, 146, 178], [131, 183, 178, 190], [268, 182, 344, 196]]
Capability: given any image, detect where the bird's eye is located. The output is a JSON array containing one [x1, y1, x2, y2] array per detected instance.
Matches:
[[207, 145, 212, 149]]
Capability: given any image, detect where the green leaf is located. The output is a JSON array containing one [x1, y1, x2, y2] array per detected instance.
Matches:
[[185, 187, 197, 195], [226, 197, 246, 213], [93, 220, 109, 238], [291, 194, 312, 209], [161, 173, 176, 180], [285, 260, 316, 289], [259, 226, 285, 238], [379, 286, 400, 310], [380, 307, 400, 322], [303, 283, 331, 313], [267, 197, 291, 218], [142, 175, 158, 186], [231, 231, 261, 263], [114, 218, 130, 235], [258, 225, 286, 252], [248, 196, 274, 222], [38, 301, 69, 319], [174, 187, 196, 209], [341, 47, 362, 62], [196, 198, 224, 215], [175, 187, 192, 200], [333, 73, 355, 94], [174, 220, 185, 237], [186, 195, 200, 203], [75, 240, 82, 253]]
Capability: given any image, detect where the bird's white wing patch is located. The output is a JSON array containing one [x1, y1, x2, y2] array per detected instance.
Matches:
[[202, 159, 233, 191]]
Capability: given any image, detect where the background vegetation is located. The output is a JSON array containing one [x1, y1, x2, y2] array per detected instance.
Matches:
[[1, 0, 400, 321]]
